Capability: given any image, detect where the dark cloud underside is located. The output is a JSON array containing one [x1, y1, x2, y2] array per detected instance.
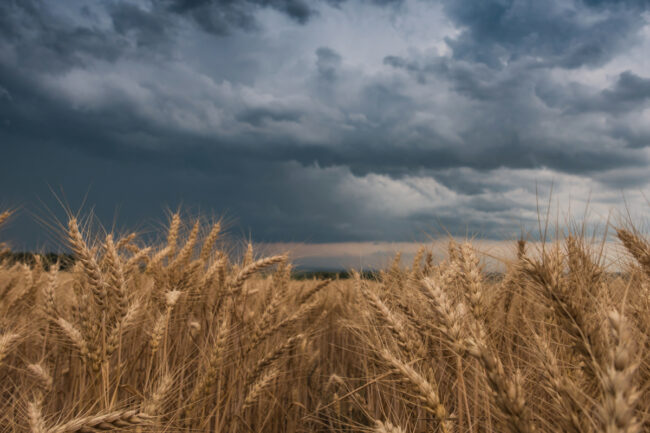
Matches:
[[1, 0, 650, 249]]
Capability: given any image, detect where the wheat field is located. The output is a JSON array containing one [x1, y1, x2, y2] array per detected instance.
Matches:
[[0, 209, 648, 433]]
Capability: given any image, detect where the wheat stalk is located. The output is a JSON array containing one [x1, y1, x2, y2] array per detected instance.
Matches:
[[49, 410, 151, 433], [28, 399, 47, 433], [378, 348, 450, 432], [598, 310, 641, 433], [228, 255, 287, 295], [0, 331, 19, 367]]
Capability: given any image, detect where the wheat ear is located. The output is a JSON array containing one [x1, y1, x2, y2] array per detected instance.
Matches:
[[374, 420, 406, 433], [49, 410, 151, 433], [379, 348, 450, 432], [200, 222, 221, 264], [466, 338, 536, 433], [143, 373, 173, 416], [242, 367, 279, 412], [0, 210, 12, 227], [166, 213, 181, 259], [616, 228, 650, 278], [228, 255, 288, 294], [598, 310, 641, 433], [68, 218, 106, 308], [27, 363, 53, 394], [361, 283, 425, 358], [28, 400, 47, 433], [0, 331, 19, 367], [246, 334, 303, 388]]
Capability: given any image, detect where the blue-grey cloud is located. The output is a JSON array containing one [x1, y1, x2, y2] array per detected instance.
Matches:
[[536, 71, 650, 115], [441, 0, 646, 69], [1, 0, 650, 250], [315, 47, 342, 83]]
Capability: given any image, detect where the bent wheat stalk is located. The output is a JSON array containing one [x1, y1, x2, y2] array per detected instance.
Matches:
[[49, 410, 151, 433]]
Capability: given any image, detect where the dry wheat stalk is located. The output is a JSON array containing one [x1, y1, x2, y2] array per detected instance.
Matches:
[[146, 247, 170, 273], [42, 264, 58, 318], [616, 229, 650, 278], [598, 310, 641, 433], [521, 249, 602, 382], [27, 363, 53, 393], [104, 234, 128, 321], [200, 222, 221, 264], [532, 332, 590, 433], [173, 220, 200, 268], [459, 243, 485, 319], [143, 373, 173, 416], [0, 210, 12, 227], [28, 399, 47, 433], [184, 318, 230, 419], [55, 318, 90, 360], [0, 331, 19, 367], [124, 247, 151, 274], [246, 334, 303, 388], [466, 337, 536, 433], [250, 268, 293, 343], [49, 410, 151, 433], [361, 283, 426, 359], [421, 278, 467, 353], [243, 242, 254, 268], [374, 420, 406, 433], [115, 233, 137, 251], [378, 348, 450, 433], [297, 278, 331, 305], [410, 246, 425, 279], [166, 213, 181, 259], [68, 218, 106, 308], [106, 300, 141, 356], [242, 367, 279, 412], [248, 299, 320, 351], [228, 254, 288, 294]]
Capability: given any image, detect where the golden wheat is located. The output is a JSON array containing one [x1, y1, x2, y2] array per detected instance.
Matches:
[[0, 210, 648, 433]]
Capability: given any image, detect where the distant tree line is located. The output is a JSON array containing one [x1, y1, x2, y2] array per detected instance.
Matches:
[[0, 251, 75, 270], [0, 252, 513, 280], [291, 269, 379, 280]]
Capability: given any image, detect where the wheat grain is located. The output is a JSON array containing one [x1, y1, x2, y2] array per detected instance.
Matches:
[[0, 331, 19, 367], [49, 410, 151, 433]]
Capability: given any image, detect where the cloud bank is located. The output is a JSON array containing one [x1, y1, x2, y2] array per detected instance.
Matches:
[[1, 0, 650, 249]]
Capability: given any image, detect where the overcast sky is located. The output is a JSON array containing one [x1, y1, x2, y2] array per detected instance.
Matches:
[[2, 0, 650, 253]]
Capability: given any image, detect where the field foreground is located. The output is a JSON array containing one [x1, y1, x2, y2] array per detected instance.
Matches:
[[0, 210, 648, 433]]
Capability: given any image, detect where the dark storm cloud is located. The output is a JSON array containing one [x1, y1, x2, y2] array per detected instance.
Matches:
[[379, 0, 650, 178], [160, 0, 314, 35], [236, 106, 303, 126], [1, 0, 650, 248], [315, 47, 342, 83], [110, 3, 172, 49], [0, 1, 125, 71], [536, 71, 650, 115], [441, 0, 646, 69]]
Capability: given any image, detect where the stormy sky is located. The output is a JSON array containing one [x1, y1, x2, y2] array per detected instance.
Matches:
[[2, 0, 650, 253]]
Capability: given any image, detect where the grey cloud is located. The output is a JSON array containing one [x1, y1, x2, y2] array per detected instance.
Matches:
[[383, 55, 430, 84], [441, 0, 645, 69], [1, 0, 650, 249], [536, 71, 650, 115], [609, 123, 650, 149], [583, 0, 650, 8], [161, 0, 313, 35], [315, 47, 342, 83], [603, 71, 650, 105], [0, 1, 125, 72], [110, 3, 173, 50], [384, 54, 531, 102], [592, 167, 650, 190], [236, 106, 302, 127]]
